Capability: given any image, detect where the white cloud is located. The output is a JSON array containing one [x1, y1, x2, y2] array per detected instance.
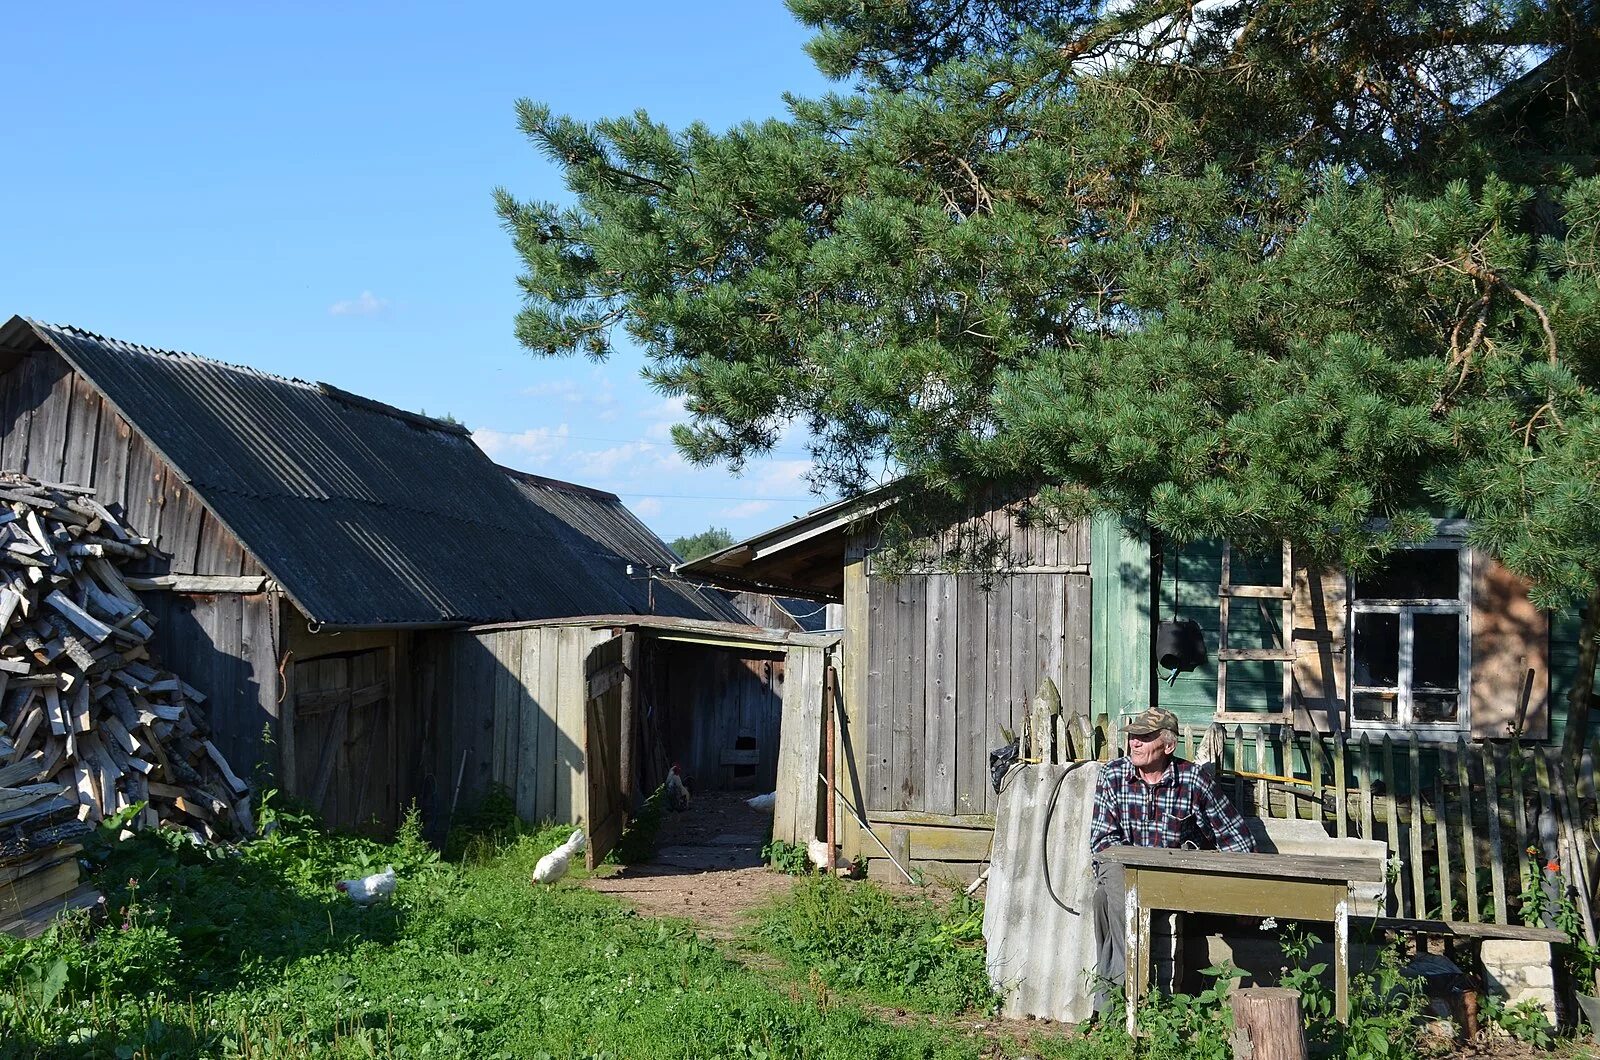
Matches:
[[632, 497, 663, 518], [471, 424, 570, 467], [328, 290, 390, 317]]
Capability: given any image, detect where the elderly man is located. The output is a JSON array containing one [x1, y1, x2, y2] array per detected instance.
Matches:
[[1089, 706, 1253, 1012]]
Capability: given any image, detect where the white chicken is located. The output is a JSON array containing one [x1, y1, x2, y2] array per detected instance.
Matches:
[[665, 764, 691, 812], [807, 838, 834, 872], [532, 829, 586, 884], [745, 791, 776, 813], [336, 865, 397, 906]]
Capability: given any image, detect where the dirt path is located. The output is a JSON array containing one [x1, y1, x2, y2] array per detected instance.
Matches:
[[583, 791, 798, 942]]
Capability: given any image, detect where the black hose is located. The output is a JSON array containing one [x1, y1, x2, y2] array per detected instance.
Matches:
[[1040, 760, 1096, 914]]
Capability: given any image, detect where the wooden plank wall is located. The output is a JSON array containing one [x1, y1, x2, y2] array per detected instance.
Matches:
[[141, 590, 280, 783], [0, 347, 264, 577], [0, 346, 281, 780], [418, 625, 609, 829], [861, 512, 1092, 826], [651, 640, 785, 792]]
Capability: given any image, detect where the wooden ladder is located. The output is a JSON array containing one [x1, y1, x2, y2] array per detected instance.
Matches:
[[1216, 541, 1295, 723]]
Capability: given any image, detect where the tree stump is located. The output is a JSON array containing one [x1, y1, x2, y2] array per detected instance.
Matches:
[[1229, 987, 1308, 1060]]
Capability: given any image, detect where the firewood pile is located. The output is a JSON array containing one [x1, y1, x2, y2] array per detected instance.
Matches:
[[0, 472, 253, 937]]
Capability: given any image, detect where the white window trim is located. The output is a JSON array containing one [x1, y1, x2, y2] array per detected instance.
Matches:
[[1347, 536, 1472, 734]]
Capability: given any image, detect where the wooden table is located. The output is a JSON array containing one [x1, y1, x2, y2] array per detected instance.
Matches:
[[1097, 846, 1385, 1034]]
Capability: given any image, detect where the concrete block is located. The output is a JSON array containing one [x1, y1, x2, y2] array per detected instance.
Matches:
[[1481, 939, 1553, 966], [1524, 964, 1554, 988]]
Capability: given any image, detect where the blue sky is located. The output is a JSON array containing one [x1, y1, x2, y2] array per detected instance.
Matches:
[[1, 3, 837, 544]]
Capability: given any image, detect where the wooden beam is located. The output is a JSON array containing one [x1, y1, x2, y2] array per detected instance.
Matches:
[[123, 575, 268, 594]]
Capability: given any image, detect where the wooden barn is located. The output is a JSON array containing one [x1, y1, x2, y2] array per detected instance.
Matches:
[[0, 316, 780, 839], [681, 488, 1596, 885]]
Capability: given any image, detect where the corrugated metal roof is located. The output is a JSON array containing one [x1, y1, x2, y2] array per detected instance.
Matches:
[[501, 467, 748, 623], [6, 317, 735, 627]]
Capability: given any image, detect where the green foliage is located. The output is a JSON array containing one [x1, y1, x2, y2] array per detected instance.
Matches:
[[1480, 993, 1557, 1047], [501, 0, 1600, 607], [1328, 942, 1428, 1060], [761, 838, 815, 875], [752, 876, 997, 1015], [669, 526, 736, 561], [1076, 926, 1428, 1060], [1277, 925, 1333, 1027], [444, 784, 531, 862], [607, 783, 666, 864]]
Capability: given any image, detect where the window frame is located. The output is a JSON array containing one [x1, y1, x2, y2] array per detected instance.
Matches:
[[1347, 534, 1472, 734]]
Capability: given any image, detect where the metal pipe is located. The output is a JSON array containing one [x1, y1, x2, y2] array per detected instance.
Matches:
[[824, 661, 837, 873], [821, 771, 916, 884]]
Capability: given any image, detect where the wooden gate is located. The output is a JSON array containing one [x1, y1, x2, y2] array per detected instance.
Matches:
[[583, 633, 636, 868], [292, 648, 395, 833]]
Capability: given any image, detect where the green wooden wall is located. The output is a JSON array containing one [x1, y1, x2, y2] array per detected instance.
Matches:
[[1088, 516, 1597, 743]]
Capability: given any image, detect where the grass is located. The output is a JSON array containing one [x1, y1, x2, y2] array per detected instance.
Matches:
[[0, 795, 1036, 1059], [751, 875, 996, 1017]]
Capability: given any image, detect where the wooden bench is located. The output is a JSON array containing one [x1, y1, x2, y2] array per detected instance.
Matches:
[[1100, 845, 1384, 1033]]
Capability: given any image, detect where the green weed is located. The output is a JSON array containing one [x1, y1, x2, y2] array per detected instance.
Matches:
[[752, 875, 997, 1015], [760, 838, 814, 875]]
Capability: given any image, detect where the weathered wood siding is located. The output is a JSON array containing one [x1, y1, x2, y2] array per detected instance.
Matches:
[[0, 346, 265, 577], [277, 621, 420, 834], [418, 625, 609, 829], [0, 346, 280, 781], [141, 589, 280, 782], [860, 506, 1093, 831], [646, 639, 785, 792]]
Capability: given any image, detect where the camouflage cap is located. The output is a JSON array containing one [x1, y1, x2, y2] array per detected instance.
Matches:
[[1123, 706, 1180, 737]]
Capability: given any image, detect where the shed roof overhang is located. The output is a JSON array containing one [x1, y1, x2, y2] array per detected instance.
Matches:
[[674, 486, 895, 604]]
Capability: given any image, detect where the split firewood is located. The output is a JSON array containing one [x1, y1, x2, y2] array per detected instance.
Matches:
[[0, 470, 256, 937]]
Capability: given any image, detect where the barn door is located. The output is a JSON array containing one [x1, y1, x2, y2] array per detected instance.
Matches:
[[583, 632, 637, 868], [292, 648, 395, 833]]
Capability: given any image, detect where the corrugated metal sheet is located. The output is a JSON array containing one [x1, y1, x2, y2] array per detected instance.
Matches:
[[983, 762, 1101, 1023], [502, 467, 748, 623], [14, 318, 722, 626]]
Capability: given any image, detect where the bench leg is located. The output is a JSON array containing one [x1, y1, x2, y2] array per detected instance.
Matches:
[[1125, 880, 1143, 1036]]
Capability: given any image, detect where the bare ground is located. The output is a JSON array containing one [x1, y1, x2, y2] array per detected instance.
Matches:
[[583, 790, 796, 942]]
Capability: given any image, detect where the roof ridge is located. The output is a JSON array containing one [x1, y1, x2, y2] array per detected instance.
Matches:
[[27, 318, 318, 390], [314, 382, 472, 437], [28, 318, 470, 438], [497, 464, 622, 502]]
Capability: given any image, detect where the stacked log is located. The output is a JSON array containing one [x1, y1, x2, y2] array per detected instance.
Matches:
[[0, 472, 253, 937]]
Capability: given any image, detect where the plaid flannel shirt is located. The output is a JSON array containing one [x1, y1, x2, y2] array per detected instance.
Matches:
[[1089, 755, 1254, 855]]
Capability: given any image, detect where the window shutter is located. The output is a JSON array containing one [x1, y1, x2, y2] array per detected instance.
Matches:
[[1291, 564, 1348, 733], [1470, 552, 1550, 740]]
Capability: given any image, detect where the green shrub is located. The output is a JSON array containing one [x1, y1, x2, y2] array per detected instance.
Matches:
[[608, 784, 666, 864], [761, 838, 814, 875], [753, 876, 997, 1015]]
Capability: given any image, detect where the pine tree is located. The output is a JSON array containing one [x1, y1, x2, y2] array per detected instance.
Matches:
[[498, 2, 1600, 719]]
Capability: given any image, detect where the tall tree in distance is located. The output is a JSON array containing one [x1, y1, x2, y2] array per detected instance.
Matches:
[[670, 526, 737, 562], [497, 1, 1598, 613]]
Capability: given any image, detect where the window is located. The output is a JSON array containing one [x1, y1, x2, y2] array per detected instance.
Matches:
[[1349, 539, 1470, 730]]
